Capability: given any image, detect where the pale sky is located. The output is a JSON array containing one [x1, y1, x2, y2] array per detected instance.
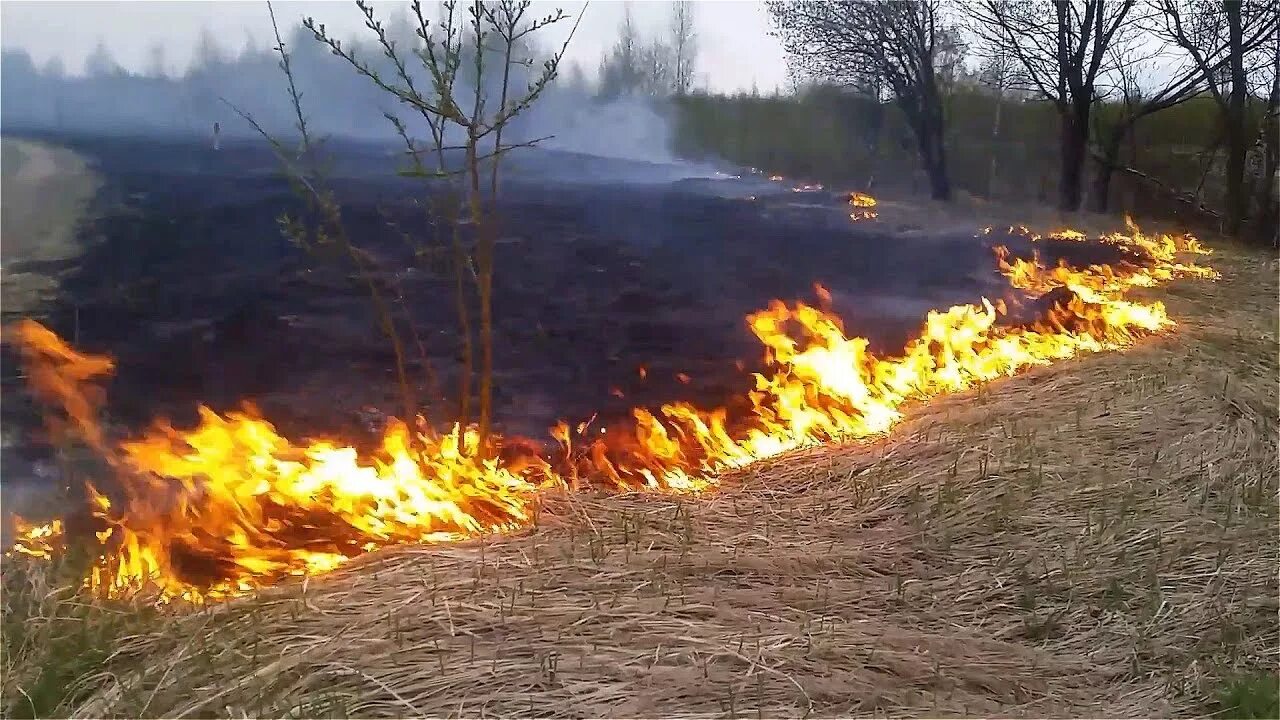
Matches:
[[0, 0, 789, 94]]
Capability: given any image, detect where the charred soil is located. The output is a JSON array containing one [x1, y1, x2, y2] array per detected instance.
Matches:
[[3, 134, 1124, 459]]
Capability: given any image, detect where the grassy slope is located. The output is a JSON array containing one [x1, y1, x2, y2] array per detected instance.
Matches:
[[3, 208, 1276, 719], [0, 137, 100, 317]]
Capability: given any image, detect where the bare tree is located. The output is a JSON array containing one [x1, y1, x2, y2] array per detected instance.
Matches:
[[146, 43, 168, 78], [193, 27, 227, 72], [85, 40, 121, 78], [563, 59, 590, 94], [670, 1, 698, 95], [1246, 25, 1278, 243], [977, 48, 1016, 196], [768, 0, 956, 201], [969, 0, 1140, 212], [1087, 3, 1275, 214], [598, 5, 644, 99], [639, 38, 674, 96], [1150, 0, 1279, 236], [247, 0, 580, 457]]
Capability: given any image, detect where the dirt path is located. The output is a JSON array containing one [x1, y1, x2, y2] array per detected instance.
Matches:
[[1, 137, 100, 316]]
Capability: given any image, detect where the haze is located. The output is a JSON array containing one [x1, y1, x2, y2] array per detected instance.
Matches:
[[0, 0, 788, 94]]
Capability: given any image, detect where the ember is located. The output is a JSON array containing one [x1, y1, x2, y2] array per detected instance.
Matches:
[[849, 192, 878, 220], [7, 218, 1215, 602]]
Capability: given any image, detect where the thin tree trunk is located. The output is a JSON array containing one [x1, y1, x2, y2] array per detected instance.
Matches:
[[927, 120, 952, 201], [1224, 0, 1248, 236], [1059, 103, 1090, 212], [987, 90, 1004, 197], [1090, 124, 1127, 213], [1255, 50, 1280, 245], [907, 82, 951, 203], [464, 132, 493, 455], [911, 119, 949, 202], [1257, 148, 1279, 245], [449, 216, 474, 442]]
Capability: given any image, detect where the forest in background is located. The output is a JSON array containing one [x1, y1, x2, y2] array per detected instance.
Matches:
[[1, 0, 1276, 242], [674, 87, 1268, 233]]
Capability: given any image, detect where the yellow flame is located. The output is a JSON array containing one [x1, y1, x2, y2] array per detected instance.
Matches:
[[7, 219, 1216, 602], [849, 192, 878, 221]]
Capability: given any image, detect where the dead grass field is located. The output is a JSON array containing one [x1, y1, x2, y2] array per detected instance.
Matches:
[[3, 218, 1277, 719]]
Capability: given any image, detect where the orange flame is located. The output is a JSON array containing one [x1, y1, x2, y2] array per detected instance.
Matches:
[[6, 320, 115, 450], [7, 220, 1215, 602], [849, 192, 878, 221]]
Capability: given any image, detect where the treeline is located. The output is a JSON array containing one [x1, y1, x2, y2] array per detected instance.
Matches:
[[672, 86, 1265, 232], [3, 1, 1274, 241], [756, 1, 1278, 243], [0, 13, 678, 163], [575, 0, 1277, 243]]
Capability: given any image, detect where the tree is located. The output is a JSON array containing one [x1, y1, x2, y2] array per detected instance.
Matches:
[[146, 42, 168, 78], [639, 38, 673, 97], [193, 27, 226, 73], [42, 56, 65, 79], [670, 1, 697, 95], [598, 5, 645, 99], [932, 26, 969, 93], [969, 0, 1140, 212], [563, 60, 590, 94], [976, 45, 1018, 196], [1087, 1, 1275, 214], [1150, 0, 1279, 236], [85, 40, 121, 77], [287, 0, 579, 456], [1252, 43, 1278, 244], [768, 0, 956, 201]]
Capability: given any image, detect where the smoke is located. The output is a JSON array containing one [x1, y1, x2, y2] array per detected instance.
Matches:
[[0, 22, 683, 167]]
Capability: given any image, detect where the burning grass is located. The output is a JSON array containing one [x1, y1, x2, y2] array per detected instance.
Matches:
[[2, 216, 1275, 717], [6, 218, 1217, 602]]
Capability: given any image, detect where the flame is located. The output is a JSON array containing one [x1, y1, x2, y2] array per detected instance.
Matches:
[[6, 320, 115, 450], [849, 192, 878, 221], [10, 518, 64, 559], [7, 220, 1215, 602], [90, 410, 543, 601]]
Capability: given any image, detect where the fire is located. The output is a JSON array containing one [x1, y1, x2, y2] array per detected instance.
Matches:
[[849, 192, 878, 220], [7, 320, 115, 450], [10, 518, 63, 560], [95, 410, 543, 601], [6, 220, 1215, 602]]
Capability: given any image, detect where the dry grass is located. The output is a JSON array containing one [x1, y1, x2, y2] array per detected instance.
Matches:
[[3, 232, 1276, 719]]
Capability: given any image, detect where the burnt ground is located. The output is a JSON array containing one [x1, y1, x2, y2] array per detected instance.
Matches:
[[1, 132, 1139, 461]]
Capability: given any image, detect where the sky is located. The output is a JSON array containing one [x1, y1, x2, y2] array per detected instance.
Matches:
[[0, 0, 790, 94]]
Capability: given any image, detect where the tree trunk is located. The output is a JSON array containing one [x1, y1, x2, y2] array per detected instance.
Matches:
[[912, 118, 951, 202], [1256, 45, 1280, 245], [1058, 106, 1089, 212], [1256, 156, 1278, 246], [1090, 125, 1127, 213], [987, 90, 1004, 197], [906, 83, 951, 203], [1224, 0, 1248, 236], [927, 121, 952, 202], [465, 132, 495, 456], [1252, 110, 1279, 245]]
